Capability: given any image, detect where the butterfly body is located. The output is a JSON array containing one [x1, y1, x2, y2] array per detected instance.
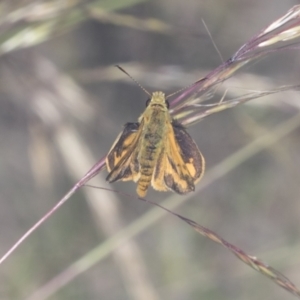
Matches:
[[136, 91, 171, 196], [106, 91, 205, 197]]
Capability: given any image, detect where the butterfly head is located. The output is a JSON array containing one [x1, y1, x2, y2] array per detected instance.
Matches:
[[146, 91, 169, 109]]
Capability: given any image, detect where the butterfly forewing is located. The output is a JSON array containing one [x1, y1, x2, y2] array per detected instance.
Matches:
[[151, 120, 204, 194], [172, 120, 204, 183], [106, 122, 141, 182]]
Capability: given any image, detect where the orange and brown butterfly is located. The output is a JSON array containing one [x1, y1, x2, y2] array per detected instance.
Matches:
[[106, 66, 205, 198]]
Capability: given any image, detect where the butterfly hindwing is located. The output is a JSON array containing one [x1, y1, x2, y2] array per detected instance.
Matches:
[[151, 147, 168, 192]]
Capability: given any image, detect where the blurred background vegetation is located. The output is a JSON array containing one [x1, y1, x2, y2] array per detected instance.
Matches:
[[0, 0, 300, 299]]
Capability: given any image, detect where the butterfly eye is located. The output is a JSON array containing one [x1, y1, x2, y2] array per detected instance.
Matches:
[[166, 100, 170, 109], [145, 98, 151, 106]]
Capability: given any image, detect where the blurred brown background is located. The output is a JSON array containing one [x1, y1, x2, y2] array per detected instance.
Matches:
[[0, 0, 300, 299]]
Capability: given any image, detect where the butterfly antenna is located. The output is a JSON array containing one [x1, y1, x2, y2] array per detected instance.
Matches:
[[115, 65, 151, 97]]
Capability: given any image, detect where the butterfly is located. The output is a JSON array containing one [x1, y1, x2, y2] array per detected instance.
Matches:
[[105, 73, 205, 198]]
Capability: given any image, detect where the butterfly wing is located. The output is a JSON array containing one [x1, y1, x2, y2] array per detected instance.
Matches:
[[106, 122, 142, 183], [152, 120, 204, 194], [171, 120, 204, 184]]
